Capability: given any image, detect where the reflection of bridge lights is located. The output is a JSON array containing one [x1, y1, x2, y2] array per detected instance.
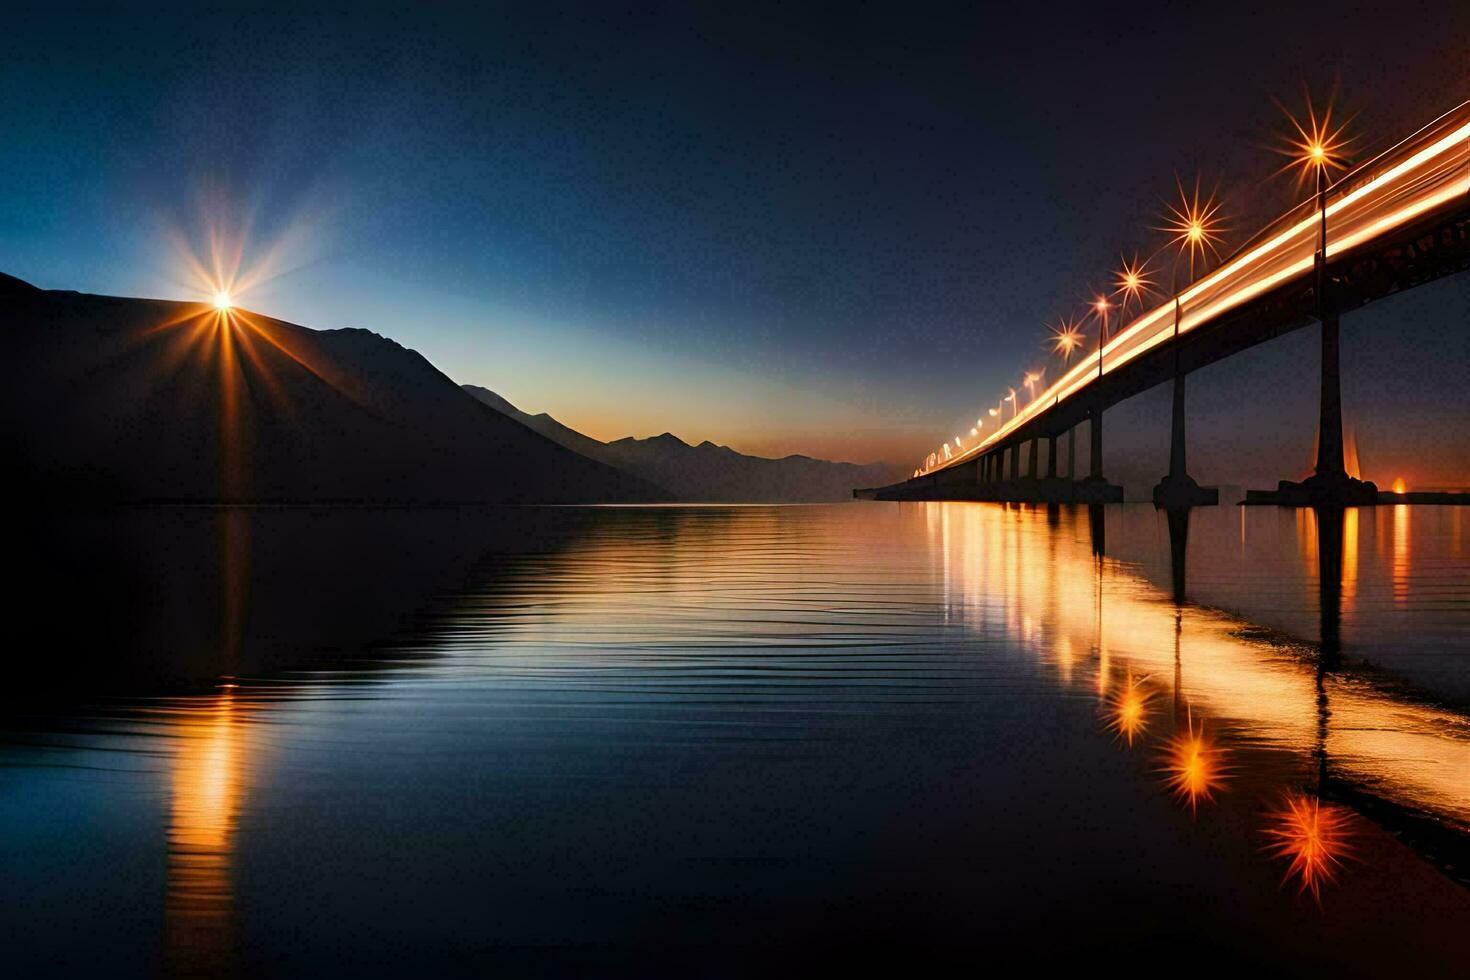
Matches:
[[1162, 708, 1228, 815], [1264, 793, 1356, 902], [1106, 675, 1153, 747]]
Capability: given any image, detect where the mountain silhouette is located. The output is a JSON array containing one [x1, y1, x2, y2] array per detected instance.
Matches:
[[463, 384, 908, 501], [3, 274, 668, 503]]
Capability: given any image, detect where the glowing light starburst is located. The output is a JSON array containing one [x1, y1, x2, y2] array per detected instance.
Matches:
[[1264, 793, 1356, 902], [1159, 175, 1227, 279], [1049, 317, 1084, 361], [1106, 674, 1153, 747], [1113, 255, 1155, 309], [213, 290, 232, 312], [1272, 89, 1355, 190], [1161, 708, 1229, 815]]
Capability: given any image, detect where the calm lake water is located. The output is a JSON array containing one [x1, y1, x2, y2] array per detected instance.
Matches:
[[3, 502, 1468, 976]]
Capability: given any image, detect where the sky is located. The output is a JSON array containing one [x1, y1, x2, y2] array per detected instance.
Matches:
[[2, 2, 1468, 482]]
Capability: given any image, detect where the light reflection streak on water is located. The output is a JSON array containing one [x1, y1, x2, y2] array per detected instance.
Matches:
[[157, 687, 257, 977], [1393, 505, 1411, 607], [915, 504, 1470, 831]]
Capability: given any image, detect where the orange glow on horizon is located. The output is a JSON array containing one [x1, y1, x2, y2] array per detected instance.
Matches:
[[1392, 477, 1406, 493]]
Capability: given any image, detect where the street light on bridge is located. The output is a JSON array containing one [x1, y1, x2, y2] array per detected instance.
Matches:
[[1023, 370, 1044, 402], [1091, 295, 1112, 379], [1049, 316, 1084, 363], [1161, 175, 1227, 283], [1274, 90, 1358, 491]]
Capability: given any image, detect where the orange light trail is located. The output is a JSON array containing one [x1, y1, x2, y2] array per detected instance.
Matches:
[[915, 100, 1470, 477]]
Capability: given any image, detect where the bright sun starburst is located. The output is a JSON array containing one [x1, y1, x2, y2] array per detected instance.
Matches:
[[1264, 793, 1356, 902], [213, 290, 232, 311], [1272, 88, 1354, 190]]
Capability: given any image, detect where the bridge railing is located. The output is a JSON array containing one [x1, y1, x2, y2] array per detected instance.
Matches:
[[922, 99, 1470, 477]]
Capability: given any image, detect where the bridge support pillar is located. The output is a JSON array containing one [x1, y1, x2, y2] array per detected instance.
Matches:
[[1067, 427, 1075, 479], [1046, 435, 1058, 478], [1009, 443, 1021, 482], [1028, 438, 1039, 479], [1152, 372, 1217, 508], [1088, 409, 1103, 481], [1247, 312, 1377, 506]]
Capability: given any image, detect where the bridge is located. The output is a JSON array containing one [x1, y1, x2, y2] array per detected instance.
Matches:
[[857, 98, 1470, 508]]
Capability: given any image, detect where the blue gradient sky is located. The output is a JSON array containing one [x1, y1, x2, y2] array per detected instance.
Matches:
[[3, 2, 1468, 477]]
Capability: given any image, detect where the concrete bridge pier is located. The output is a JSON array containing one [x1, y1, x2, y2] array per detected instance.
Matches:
[[1088, 409, 1103, 480], [1152, 372, 1218, 508], [1075, 408, 1124, 503], [1248, 312, 1377, 506]]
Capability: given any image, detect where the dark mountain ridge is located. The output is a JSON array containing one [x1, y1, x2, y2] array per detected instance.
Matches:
[[462, 384, 908, 502], [2, 274, 668, 503]]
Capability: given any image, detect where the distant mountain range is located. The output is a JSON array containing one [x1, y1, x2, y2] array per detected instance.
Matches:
[[2, 273, 666, 504], [463, 385, 908, 501]]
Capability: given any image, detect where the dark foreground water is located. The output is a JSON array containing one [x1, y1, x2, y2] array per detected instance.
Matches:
[[2, 502, 1467, 976]]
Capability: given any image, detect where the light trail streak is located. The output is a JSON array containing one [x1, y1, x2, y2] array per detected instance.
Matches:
[[916, 101, 1470, 477]]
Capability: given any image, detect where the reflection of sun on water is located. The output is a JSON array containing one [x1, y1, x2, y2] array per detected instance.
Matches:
[[1391, 505, 1411, 606], [165, 687, 249, 976]]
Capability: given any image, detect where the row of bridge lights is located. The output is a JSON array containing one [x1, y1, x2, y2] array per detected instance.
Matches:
[[915, 92, 1352, 479]]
